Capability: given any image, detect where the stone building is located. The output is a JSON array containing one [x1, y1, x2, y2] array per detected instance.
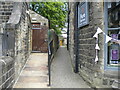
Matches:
[[0, 2, 31, 89], [29, 10, 49, 27], [68, 1, 120, 88], [29, 10, 49, 53]]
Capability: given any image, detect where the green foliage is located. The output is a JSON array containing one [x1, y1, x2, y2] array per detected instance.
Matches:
[[30, 2, 68, 35]]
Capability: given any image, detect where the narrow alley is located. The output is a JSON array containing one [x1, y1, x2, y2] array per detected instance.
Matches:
[[0, 1, 119, 89], [13, 53, 49, 88], [51, 47, 90, 88], [13, 47, 91, 88]]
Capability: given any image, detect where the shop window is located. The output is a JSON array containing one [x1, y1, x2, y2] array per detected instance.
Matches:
[[108, 2, 120, 28], [105, 2, 120, 68]]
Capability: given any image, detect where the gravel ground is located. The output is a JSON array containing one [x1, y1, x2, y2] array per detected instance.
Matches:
[[51, 47, 91, 88]]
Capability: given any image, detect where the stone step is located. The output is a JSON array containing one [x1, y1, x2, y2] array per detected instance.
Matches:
[[17, 76, 48, 83], [14, 82, 50, 88]]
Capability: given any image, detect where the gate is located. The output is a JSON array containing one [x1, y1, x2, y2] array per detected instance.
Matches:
[[32, 23, 48, 53]]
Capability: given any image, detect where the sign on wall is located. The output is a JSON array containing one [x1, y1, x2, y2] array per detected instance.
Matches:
[[78, 2, 89, 28]]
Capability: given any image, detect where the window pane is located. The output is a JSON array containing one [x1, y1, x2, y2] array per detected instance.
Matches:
[[107, 30, 120, 65], [108, 2, 120, 28]]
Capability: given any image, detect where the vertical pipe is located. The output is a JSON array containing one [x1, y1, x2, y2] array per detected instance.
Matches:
[[74, 2, 79, 73], [48, 48, 51, 86], [67, 2, 69, 50], [47, 30, 51, 86]]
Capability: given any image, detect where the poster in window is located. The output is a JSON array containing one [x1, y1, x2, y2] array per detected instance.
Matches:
[[111, 34, 118, 39], [111, 49, 119, 60]]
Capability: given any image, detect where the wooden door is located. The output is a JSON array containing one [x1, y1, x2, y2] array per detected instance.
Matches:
[[32, 23, 48, 53]]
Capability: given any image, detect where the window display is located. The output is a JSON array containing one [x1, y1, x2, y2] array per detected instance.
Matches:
[[108, 31, 120, 65], [107, 2, 120, 66], [108, 2, 120, 28]]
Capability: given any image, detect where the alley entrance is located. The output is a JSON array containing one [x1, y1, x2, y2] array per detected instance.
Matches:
[[32, 23, 48, 53], [51, 47, 91, 88]]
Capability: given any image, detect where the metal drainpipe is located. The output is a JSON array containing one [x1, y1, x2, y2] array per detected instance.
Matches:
[[67, 2, 69, 51], [48, 46, 51, 86], [74, 2, 79, 73], [48, 20, 51, 86]]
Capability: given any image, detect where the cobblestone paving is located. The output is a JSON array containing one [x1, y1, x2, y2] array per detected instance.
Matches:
[[13, 53, 49, 88], [51, 47, 91, 88]]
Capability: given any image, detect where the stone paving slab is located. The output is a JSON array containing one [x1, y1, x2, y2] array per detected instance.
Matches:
[[17, 76, 48, 83], [24, 66, 48, 71], [51, 47, 91, 88], [13, 53, 49, 88], [20, 71, 48, 76], [14, 83, 49, 88]]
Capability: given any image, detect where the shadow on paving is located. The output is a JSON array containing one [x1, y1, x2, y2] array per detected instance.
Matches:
[[51, 46, 91, 88]]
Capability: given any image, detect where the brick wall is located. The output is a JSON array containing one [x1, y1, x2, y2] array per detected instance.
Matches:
[[69, 2, 119, 88]]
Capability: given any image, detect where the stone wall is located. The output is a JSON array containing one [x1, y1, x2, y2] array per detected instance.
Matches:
[[0, 2, 14, 56], [0, 2, 13, 25], [77, 2, 105, 88], [29, 10, 49, 27], [13, 2, 31, 80], [0, 2, 15, 89], [0, 2, 31, 89], [0, 56, 14, 88], [69, 2, 119, 88], [68, 2, 76, 67]]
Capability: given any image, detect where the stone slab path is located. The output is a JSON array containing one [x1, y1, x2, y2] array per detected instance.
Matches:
[[13, 53, 49, 88], [51, 47, 91, 88]]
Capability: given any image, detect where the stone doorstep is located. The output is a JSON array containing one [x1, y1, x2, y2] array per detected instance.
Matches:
[[29, 56, 48, 59], [26, 60, 48, 65], [24, 66, 48, 71], [20, 70, 48, 76], [27, 59, 48, 61], [27, 54, 47, 57], [30, 56, 48, 58], [30, 53, 48, 55], [17, 76, 48, 83], [14, 82, 50, 88], [26, 63, 48, 67]]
